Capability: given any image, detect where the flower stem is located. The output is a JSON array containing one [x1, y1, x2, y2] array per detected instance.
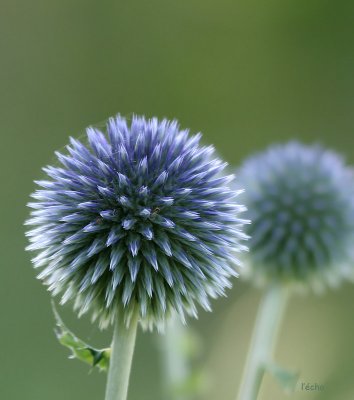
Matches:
[[104, 307, 139, 400], [161, 315, 190, 400], [237, 284, 289, 400]]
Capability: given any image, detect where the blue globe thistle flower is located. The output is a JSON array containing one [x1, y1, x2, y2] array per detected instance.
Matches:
[[26, 115, 248, 329], [237, 141, 354, 291]]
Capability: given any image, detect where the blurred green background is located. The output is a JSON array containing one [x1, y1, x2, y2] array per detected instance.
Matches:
[[1, 1, 354, 399]]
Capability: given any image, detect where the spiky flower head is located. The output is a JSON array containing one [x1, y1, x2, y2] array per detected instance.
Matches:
[[26, 115, 248, 329], [237, 141, 354, 291]]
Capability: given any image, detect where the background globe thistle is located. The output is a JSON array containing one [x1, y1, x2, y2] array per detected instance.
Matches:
[[26, 115, 248, 330], [237, 141, 354, 291]]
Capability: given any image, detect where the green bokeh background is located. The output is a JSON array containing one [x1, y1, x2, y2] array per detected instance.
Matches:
[[1, 1, 354, 399]]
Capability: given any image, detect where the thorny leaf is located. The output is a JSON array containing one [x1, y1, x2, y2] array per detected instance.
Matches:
[[52, 302, 111, 372]]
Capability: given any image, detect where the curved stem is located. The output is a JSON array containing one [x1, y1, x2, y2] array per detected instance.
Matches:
[[105, 308, 139, 400], [237, 284, 289, 400]]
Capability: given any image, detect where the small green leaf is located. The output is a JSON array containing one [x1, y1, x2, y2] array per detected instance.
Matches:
[[52, 301, 111, 372], [265, 362, 299, 393]]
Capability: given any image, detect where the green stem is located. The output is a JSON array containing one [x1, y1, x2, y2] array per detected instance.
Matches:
[[237, 284, 289, 400], [161, 315, 190, 400], [104, 308, 139, 400]]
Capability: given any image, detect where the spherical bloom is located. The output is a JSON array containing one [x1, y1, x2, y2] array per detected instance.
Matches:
[[237, 141, 354, 291], [26, 115, 248, 329]]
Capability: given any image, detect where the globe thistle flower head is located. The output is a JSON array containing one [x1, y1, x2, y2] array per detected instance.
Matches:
[[237, 141, 354, 291], [26, 115, 248, 330]]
